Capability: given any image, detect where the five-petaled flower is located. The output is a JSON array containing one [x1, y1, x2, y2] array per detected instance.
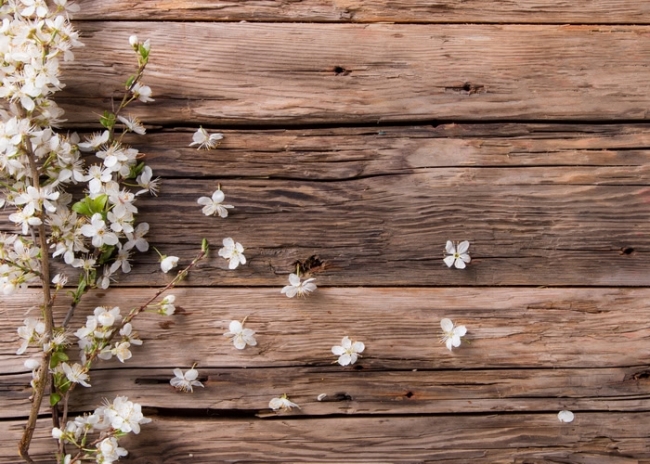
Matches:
[[269, 394, 300, 412], [440, 318, 467, 351], [443, 240, 471, 269], [218, 237, 246, 269], [189, 127, 223, 150], [281, 273, 317, 298], [331, 336, 365, 366], [197, 189, 233, 218], [224, 319, 257, 350], [170, 367, 204, 393], [61, 362, 91, 387]]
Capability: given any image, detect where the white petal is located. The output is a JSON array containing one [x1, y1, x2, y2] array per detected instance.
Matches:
[[349, 353, 358, 364], [212, 190, 225, 203], [197, 196, 211, 206], [440, 318, 454, 332], [233, 336, 246, 350], [332, 346, 345, 356], [457, 240, 470, 254], [443, 256, 456, 267], [281, 286, 298, 298], [185, 369, 199, 381], [460, 253, 471, 264], [172, 368, 184, 379], [338, 354, 351, 366], [558, 410, 574, 423], [228, 320, 243, 333], [454, 258, 466, 269], [269, 398, 283, 410], [455, 325, 467, 336], [451, 334, 461, 347], [288, 273, 301, 286], [352, 341, 365, 353], [445, 240, 456, 254], [445, 338, 453, 350]]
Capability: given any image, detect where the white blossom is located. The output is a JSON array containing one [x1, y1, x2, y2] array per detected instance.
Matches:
[[98, 436, 128, 462], [440, 318, 467, 351], [117, 114, 146, 135], [80, 213, 119, 248], [16, 317, 45, 355], [281, 273, 316, 298], [159, 295, 176, 315], [189, 127, 223, 150], [160, 255, 179, 273], [170, 367, 204, 393], [331, 336, 365, 366], [197, 189, 233, 217], [443, 240, 471, 269], [131, 82, 154, 102], [135, 166, 160, 196], [269, 394, 300, 412], [224, 319, 257, 350], [218, 237, 245, 269], [100, 395, 151, 434], [558, 410, 575, 423], [61, 362, 90, 387]]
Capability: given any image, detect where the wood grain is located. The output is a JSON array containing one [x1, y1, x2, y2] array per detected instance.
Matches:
[[2, 414, 649, 462], [3, 366, 649, 420], [74, 0, 650, 24], [58, 22, 650, 125], [3, 126, 650, 287], [3, 288, 650, 372]]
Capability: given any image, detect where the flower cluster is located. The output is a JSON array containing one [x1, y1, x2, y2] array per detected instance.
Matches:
[[52, 395, 151, 463]]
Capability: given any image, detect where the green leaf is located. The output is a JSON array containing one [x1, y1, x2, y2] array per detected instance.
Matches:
[[72, 194, 108, 217], [99, 245, 115, 264], [49, 392, 62, 407], [50, 351, 69, 368], [126, 75, 136, 89], [100, 110, 116, 129]]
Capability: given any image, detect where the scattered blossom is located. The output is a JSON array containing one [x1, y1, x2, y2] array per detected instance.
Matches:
[[281, 273, 316, 298], [440, 318, 467, 351], [170, 367, 204, 392], [189, 127, 223, 150], [443, 240, 471, 269], [331, 336, 365, 366], [558, 410, 575, 423], [224, 319, 257, 350], [269, 394, 300, 412], [197, 188, 233, 217], [218, 237, 245, 269]]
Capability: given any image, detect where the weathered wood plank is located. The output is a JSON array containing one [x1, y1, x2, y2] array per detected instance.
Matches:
[[3, 414, 649, 462], [74, 0, 650, 24], [3, 366, 649, 420], [3, 288, 650, 372], [60, 23, 650, 125], [3, 125, 650, 287]]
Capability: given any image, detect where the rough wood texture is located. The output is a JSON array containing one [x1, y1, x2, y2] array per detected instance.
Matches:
[[75, 0, 650, 24], [58, 23, 650, 125], [3, 287, 650, 370], [3, 125, 649, 287], [2, 414, 649, 463]]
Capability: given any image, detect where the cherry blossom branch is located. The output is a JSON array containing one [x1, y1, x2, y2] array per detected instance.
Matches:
[[19, 142, 54, 464]]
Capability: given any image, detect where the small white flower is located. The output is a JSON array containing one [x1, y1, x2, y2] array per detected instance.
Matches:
[[189, 127, 223, 150], [117, 115, 146, 135], [218, 237, 245, 269], [62, 362, 91, 387], [197, 189, 233, 218], [269, 394, 300, 411], [80, 213, 119, 248], [129, 35, 139, 47], [224, 319, 257, 350], [558, 410, 575, 423], [159, 295, 176, 316], [98, 437, 128, 462], [135, 166, 160, 196], [281, 273, 316, 298], [16, 318, 46, 355], [331, 336, 365, 366], [444, 240, 471, 269], [170, 367, 204, 392], [440, 318, 467, 351], [160, 255, 179, 273], [131, 82, 154, 102]]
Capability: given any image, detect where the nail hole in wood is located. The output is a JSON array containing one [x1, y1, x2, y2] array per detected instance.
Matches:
[[405, 391, 414, 398], [621, 246, 635, 255]]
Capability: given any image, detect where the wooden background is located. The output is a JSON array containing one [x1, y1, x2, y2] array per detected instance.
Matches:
[[2, 0, 650, 462]]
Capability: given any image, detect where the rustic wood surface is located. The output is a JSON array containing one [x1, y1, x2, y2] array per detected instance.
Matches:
[[74, 0, 650, 24], [2, 1, 650, 462], [58, 22, 650, 125]]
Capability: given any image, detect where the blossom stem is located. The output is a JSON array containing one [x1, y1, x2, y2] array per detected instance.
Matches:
[[19, 141, 54, 463]]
